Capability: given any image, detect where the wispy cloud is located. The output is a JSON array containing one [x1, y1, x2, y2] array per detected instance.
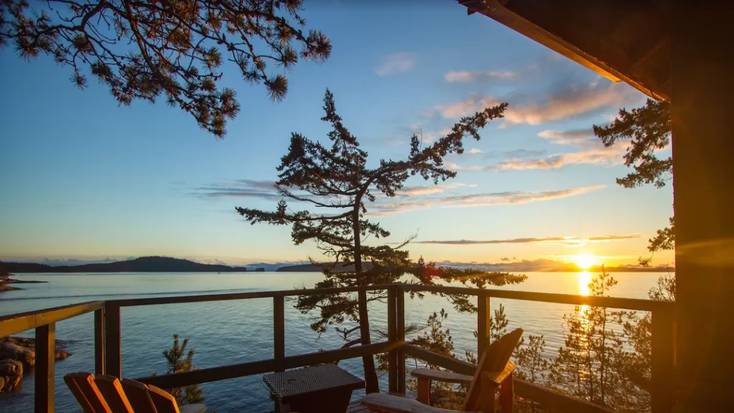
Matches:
[[416, 234, 638, 245], [445, 70, 516, 83], [372, 184, 605, 215], [376, 52, 416, 76], [396, 183, 472, 197], [537, 128, 595, 146], [194, 179, 278, 199], [504, 82, 638, 125], [436, 82, 640, 124], [449, 126, 625, 172], [489, 145, 626, 171]]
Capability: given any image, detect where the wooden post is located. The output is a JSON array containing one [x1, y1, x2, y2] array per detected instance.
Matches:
[[396, 286, 406, 394], [651, 307, 676, 412], [671, 3, 734, 409], [94, 308, 106, 375], [477, 294, 491, 358], [273, 296, 285, 372], [104, 302, 122, 378], [387, 286, 398, 392], [35, 323, 55, 413]]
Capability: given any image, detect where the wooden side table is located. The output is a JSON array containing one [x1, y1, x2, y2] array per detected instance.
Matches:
[[263, 364, 365, 413]]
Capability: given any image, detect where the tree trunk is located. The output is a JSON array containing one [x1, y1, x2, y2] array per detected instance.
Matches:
[[353, 209, 379, 393]]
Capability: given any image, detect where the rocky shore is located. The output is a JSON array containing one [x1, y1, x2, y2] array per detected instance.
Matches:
[[0, 270, 47, 292], [0, 337, 70, 393]]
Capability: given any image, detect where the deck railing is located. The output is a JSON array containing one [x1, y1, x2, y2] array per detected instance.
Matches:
[[0, 283, 675, 413]]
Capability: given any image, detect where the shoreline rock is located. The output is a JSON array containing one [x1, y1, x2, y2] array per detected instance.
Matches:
[[0, 337, 70, 393]]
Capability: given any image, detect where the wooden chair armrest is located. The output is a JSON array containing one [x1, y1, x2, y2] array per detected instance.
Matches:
[[411, 368, 474, 384], [481, 361, 516, 386]]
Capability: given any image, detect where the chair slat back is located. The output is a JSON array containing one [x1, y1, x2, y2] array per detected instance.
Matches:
[[148, 384, 182, 413], [64, 373, 112, 413], [94, 375, 135, 413], [121, 378, 158, 413], [463, 328, 523, 411]]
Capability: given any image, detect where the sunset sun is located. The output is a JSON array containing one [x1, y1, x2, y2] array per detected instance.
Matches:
[[573, 253, 598, 270]]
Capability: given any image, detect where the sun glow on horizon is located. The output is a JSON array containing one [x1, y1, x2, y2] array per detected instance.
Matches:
[[573, 252, 598, 271]]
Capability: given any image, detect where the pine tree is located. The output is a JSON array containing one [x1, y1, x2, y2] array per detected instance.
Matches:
[[236, 89, 507, 392], [0, 0, 331, 136], [162, 335, 204, 405], [594, 100, 674, 254]]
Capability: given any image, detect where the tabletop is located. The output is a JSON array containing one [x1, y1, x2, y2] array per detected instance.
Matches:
[[263, 364, 365, 399]]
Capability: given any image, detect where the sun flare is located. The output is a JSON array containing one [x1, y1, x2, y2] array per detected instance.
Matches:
[[573, 253, 598, 270]]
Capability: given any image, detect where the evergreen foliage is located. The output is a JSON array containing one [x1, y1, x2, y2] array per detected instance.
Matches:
[[162, 335, 204, 405], [0, 0, 331, 136], [594, 99, 674, 253]]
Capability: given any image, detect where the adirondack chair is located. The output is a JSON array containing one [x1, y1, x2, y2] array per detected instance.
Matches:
[[363, 328, 523, 413], [64, 372, 206, 413]]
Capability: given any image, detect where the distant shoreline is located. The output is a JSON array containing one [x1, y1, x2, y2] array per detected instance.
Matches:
[[2, 255, 674, 274]]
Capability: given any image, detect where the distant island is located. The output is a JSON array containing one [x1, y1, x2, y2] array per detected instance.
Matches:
[[0, 256, 249, 273]]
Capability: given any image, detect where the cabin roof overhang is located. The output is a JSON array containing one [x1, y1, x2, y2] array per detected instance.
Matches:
[[459, 0, 670, 101]]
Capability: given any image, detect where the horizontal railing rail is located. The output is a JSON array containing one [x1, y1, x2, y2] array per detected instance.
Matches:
[[402, 283, 674, 311], [0, 282, 676, 413], [107, 284, 394, 307], [138, 341, 402, 388], [0, 301, 104, 337]]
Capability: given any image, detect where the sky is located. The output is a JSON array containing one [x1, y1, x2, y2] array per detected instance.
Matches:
[[0, 1, 673, 267]]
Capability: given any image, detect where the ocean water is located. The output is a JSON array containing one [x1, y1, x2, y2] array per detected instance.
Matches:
[[0, 271, 668, 412]]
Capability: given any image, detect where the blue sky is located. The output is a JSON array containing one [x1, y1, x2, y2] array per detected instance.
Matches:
[[0, 1, 673, 266]]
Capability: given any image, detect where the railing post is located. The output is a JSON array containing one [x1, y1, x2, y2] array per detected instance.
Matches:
[[94, 307, 106, 375], [35, 323, 55, 413], [387, 286, 398, 392], [651, 306, 676, 413], [273, 295, 285, 372], [396, 285, 406, 394], [104, 302, 122, 378], [477, 293, 491, 358]]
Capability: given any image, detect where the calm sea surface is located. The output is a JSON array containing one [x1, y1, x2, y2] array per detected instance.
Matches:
[[0, 271, 668, 412]]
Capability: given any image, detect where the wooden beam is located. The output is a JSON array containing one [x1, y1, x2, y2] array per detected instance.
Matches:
[[514, 380, 614, 413], [94, 308, 106, 375], [110, 285, 394, 307], [671, 3, 734, 410], [402, 344, 475, 375], [396, 287, 406, 394], [651, 307, 676, 412], [458, 0, 668, 101], [104, 303, 122, 378], [401, 284, 671, 311], [137, 341, 398, 389], [35, 323, 56, 413], [477, 294, 491, 357], [387, 286, 398, 393], [0, 301, 103, 337], [273, 296, 285, 372]]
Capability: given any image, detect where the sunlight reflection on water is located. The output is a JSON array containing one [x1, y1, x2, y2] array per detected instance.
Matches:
[[577, 271, 593, 331]]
